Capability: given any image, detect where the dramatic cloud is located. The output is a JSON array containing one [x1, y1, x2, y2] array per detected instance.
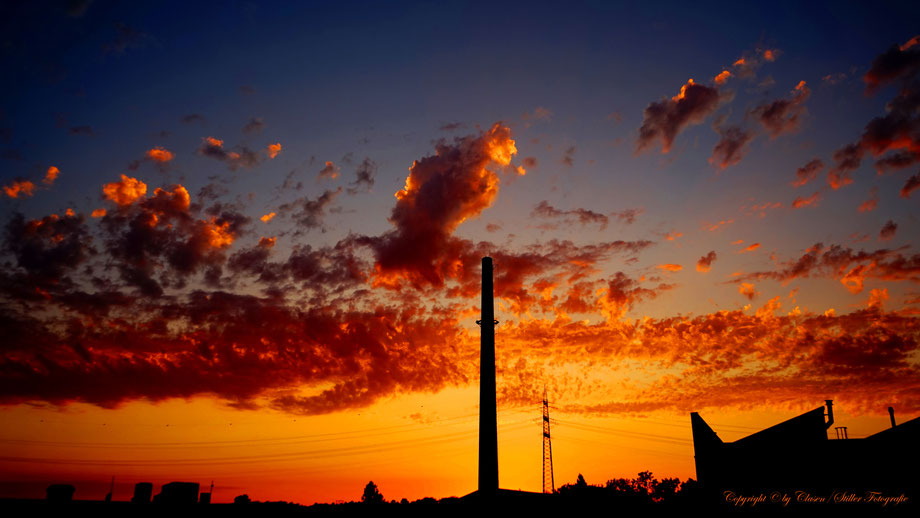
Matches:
[[792, 158, 823, 187], [260, 212, 276, 223], [267, 142, 282, 159], [637, 79, 725, 154], [532, 201, 609, 230], [714, 70, 731, 85], [710, 123, 753, 169], [696, 251, 717, 272], [752, 80, 810, 137], [364, 123, 518, 288], [864, 35, 920, 94], [828, 41, 920, 187]]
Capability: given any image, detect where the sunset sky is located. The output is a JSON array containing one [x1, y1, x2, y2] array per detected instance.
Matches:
[[2, 0, 920, 505]]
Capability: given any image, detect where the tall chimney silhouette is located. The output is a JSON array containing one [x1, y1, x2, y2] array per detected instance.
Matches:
[[478, 257, 498, 495]]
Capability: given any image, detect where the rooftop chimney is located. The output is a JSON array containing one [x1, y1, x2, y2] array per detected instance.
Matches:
[[478, 257, 498, 495], [825, 400, 834, 430], [888, 406, 896, 428]]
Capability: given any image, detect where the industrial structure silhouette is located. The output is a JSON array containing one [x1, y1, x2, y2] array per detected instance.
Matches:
[[4, 256, 917, 511]]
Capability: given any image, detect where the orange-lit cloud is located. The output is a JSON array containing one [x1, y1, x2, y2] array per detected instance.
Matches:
[[665, 231, 683, 241], [91, 208, 107, 218], [706, 219, 733, 232], [792, 191, 821, 209], [714, 70, 731, 85], [738, 282, 758, 300], [696, 251, 717, 272], [637, 79, 725, 154], [267, 142, 282, 159], [792, 159, 823, 187], [43, 166, 60, 186], [656, 263, 682, 272], [260, 212, 276, 223], [102, 175, 147, 206], [146, 147, 174, 163], [763, 48, 779, 62], [740, 243, 761, 253], [737, 242, 920, 293], [3, 179, 36, 198], [368, 123, 518, 287]]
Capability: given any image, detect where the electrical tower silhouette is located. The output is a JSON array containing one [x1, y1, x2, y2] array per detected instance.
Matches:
[[542, 386, 555, 494]]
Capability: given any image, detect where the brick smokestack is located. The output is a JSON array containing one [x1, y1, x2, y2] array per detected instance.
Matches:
[[478, 257, 498, 494]]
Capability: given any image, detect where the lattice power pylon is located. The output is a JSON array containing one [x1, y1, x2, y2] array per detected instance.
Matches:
[[542, 386, 555, 494]]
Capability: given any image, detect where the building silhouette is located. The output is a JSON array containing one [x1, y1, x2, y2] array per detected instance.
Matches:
[[691, 400, 919, 500]]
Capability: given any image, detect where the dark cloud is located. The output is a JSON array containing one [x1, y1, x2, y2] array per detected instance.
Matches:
[[696, 251, 717, 273], [710, 123, 753, 169], [531, 201, 609, 230], [197, 137, 262, 170], [346, 157, 377, 195], [279, 188, 342, 231], [102, 22, 151, 55], [901, 173, 920, 198], [637, 79, 725, 154], [864, 37, 920, 94], [792, 158, 824, 187], [242, 117, 264, 135], [561, 145, 576, 166], [181, 114, 206, 124], [316, 161, 340, 180], [3, 212, 94, 286], [68, 125, 94, 135], [828, 41, 920, 188], [880, 220, 898, 241], [752, 81, 810, 137], [439, 122, 463, 131]]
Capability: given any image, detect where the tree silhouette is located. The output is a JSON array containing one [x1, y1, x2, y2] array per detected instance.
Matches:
[[361, 481, 384, 504]]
